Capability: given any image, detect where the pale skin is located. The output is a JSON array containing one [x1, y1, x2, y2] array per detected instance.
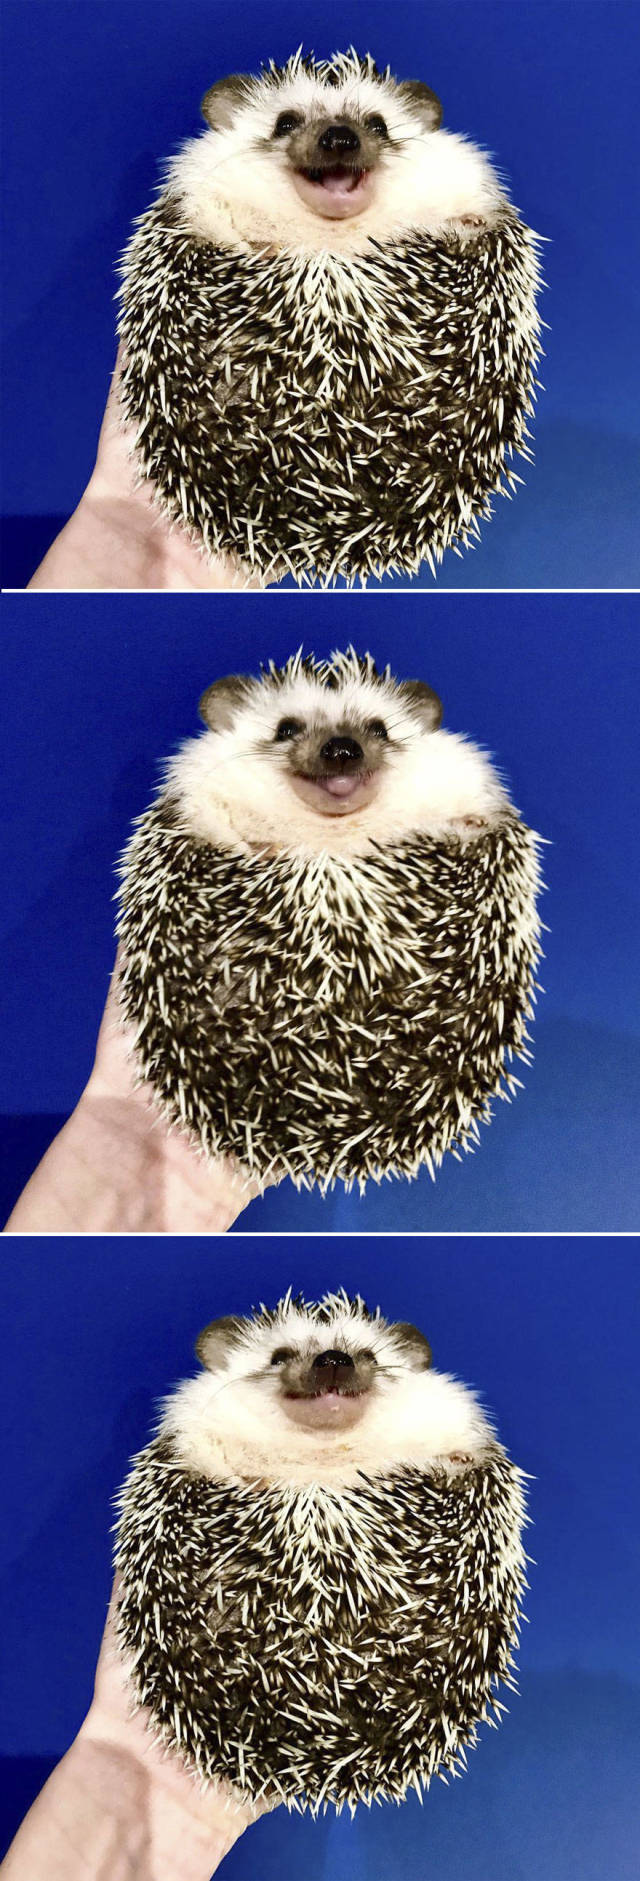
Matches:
[[4, 958, 266, 1234], [2, 1588, 270, 1881], [26, 353, 267, 594]]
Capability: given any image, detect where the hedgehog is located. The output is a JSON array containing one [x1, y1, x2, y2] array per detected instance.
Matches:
[[117, 47, 543, 588], [116, 648, 544, 1195], [114, 1291, 529, 1814]]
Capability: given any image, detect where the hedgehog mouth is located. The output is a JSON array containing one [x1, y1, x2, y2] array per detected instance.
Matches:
[[292, 769, 375, 815], [282, 1383, 370, 1429], [312, 771, 369, 798], [285, 1384, 367, 1402], [291, 163, 374, 219], [300, 164, 368, 194]]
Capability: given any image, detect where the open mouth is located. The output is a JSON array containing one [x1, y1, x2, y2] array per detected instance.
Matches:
[[291, 163, 374, 219], [296, 769, 371, 804], [309, 771, 366, 799], [289, 767, 378, 818], [299, 163, 368, 197]]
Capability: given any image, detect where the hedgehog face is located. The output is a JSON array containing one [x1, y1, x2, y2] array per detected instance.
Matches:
[[167, 654, 508, 856], [172, 660, 448, 846], [268, 706, 396, 818], [196, 1303, 432, 1440], [160, 1294, 494, 1486], [167, 54, 503, 254], [198, 62, 440, 228], [264, 1338, 379, 1432], [270, 105, 396, 223]]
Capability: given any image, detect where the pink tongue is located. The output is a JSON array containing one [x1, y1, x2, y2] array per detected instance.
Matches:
[[322, 774, 360, 798], [321, 170, 360, 197]]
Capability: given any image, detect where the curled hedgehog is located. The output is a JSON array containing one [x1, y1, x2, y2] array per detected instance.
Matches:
[[116, 649, 544, 1194], [114, 1291, 529, 1813], [118, 48, 543, 586]]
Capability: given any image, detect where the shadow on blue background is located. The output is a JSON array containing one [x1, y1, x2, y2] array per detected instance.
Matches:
[[2, 0, 639, 588], [1, 590, 639, 1231], [1, 1234, 639, 1873]]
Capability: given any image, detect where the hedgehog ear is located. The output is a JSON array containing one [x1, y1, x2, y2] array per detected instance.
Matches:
[[392, 1323, 433, 1369], [201, 75, 252, 131], [397, 680, 443, 730], [198, 676, 253, 732], [395, 80, 442, 131], [195, 1316, 247, 1371]]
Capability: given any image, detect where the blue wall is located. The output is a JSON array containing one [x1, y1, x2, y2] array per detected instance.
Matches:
[[1, 1232, 638, 1875], [2, 0, 639, 588], [2, 590, 639, 1232]]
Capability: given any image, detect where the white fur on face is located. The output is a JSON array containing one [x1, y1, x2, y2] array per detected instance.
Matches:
[[167, 69, 505, 255], [166, 671, 510, 856], [160, 1304, 494, 1488]]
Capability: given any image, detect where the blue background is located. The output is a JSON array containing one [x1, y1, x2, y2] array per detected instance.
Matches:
[[2, 0, 639, 589], [1, 1232, 639, 1875], [1, 588, 639, 1232]]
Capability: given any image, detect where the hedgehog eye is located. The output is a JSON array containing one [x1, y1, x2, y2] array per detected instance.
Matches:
[[366, 113, 388, 138], [270, 1347, 294, 1366], [273, 111, 302, 138], [368, 718, 388, 740], [275, 718, 303, 741]]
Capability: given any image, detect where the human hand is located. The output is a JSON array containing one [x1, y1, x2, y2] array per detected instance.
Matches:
[[2, 1583, 272, 1881], [4, 954, 270, 1234], [27, 350, 268, 593]]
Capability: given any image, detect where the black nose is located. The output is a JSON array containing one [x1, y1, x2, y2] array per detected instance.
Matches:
[[312, 1349, 355, 1369], [320, 736, 363, 765], [318, 123, 360, 156]]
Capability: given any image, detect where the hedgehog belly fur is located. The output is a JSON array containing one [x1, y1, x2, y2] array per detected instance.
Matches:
[[114, 1439, 527, 1811], [116, 809, 543, 1191], [118, 213, 543, 587]]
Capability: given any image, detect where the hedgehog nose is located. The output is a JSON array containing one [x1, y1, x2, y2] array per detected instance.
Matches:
[[313, 1350, 355, 1370], [318, 124, 360, 156], [320, 736, 363, 765]]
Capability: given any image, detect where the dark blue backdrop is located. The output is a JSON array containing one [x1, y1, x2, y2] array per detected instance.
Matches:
[[1, 1232, 638, 1874], [2, 0, 639, 589], [1, 589, 639, 1231]]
